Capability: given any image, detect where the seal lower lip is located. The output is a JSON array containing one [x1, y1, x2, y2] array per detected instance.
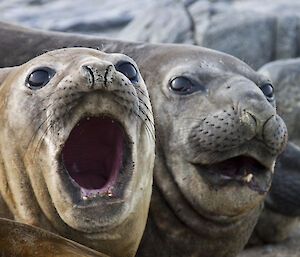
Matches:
[[196, 156, 270, 192], [62, 117, 124, 194]]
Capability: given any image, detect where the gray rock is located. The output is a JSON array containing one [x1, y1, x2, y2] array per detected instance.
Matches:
[[195, 10, 276, 69], [0, 0, 165, 37], [187, 0, 300, 69], [118, 2, 193, 44], [275, 15, 300, 60]]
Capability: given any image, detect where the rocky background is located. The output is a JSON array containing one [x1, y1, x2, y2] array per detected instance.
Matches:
[[1, 0, 300, 256], [2, 0, 300, 70]]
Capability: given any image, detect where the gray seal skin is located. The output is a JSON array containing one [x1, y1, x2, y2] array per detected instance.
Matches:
[[0, 47, 155, 257], [250, 59, 300, 244], [0, 217, 109, 257], [0, 22, 287, 257]]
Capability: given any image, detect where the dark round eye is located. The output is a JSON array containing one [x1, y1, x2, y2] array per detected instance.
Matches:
[[26, 67, 55, 90], [115, 62, 138, 83], [169, 77, 194, 94], [260, 82, 275, 102]]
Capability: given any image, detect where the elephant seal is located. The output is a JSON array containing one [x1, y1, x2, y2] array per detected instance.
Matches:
[[0, 22, 287, 256], [0, 217, 109, 257], [0, 47, 155, 257]]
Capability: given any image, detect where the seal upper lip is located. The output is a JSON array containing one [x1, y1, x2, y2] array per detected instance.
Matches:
[[62, 116, 126, 197]]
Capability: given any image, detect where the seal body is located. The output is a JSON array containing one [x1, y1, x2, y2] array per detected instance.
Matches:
[[0, 22, 288, 257], [0, 47, 155, 257]]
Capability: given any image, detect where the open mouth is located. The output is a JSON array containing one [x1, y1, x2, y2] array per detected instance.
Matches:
[[195, 156, 271, 193], [62, 116, 126, 198]]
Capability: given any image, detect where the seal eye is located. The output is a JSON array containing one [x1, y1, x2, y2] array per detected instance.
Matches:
[[260, 82, 275, 102], [169, 77, 194, 94], [26, 67, 55, 90], [115, 62, 139, 83]]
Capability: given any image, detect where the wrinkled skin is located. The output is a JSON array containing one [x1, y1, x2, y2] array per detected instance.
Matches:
[[0, 47, 155, 257], [0, 217, 109, 257], [0, 22, 287, 257], [250, 59, 300, 244]]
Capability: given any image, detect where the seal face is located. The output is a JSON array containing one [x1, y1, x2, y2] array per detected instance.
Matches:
[[0, 48, 155, 257]]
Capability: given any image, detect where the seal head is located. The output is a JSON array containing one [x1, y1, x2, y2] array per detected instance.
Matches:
[[0, 48, 155, 257]]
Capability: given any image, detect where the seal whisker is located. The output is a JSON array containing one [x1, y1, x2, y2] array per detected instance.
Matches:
[[34, 117, 55, 156], [24, 104, 57, 156], [131, 108, 155, 141], [26, 111, 56, 158]]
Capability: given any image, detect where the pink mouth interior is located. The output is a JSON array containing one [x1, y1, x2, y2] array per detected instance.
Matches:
[[62, 117, 124, 194]]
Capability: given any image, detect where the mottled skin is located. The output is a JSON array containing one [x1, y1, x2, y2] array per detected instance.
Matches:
[[0, 48, 155, 257], [0, 22, 288, 256], [250, 59, 300, 244], [0, 217, 109, 257]]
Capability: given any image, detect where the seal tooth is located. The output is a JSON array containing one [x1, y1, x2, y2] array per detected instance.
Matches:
[[242, 173, 253, 183]]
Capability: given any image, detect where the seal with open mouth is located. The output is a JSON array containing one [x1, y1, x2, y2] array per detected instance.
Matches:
[[134, 45, 287, 257], [0, 22, 287, 257], [0, 47, 155, 257]]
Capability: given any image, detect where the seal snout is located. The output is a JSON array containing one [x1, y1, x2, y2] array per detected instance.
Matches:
[[62, 116, 126, 198], [262, 115, 287, 155], [81, 61, 115, 90]]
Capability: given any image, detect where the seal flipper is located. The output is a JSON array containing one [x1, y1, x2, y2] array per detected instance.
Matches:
[[0, 217, 110, 257]]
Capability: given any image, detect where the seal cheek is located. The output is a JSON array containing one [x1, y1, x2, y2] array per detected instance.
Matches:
[[62, 117, 124, 195]]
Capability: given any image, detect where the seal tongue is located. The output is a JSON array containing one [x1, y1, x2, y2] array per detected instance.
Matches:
[[62, 117, 124, 191]]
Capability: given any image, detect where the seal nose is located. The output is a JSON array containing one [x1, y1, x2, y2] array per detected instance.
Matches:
[[263, 115, 287, 155], [80, 60, 115, 90], [229, 79, 287, 154]]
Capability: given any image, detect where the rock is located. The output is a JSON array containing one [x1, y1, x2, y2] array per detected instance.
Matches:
[[0, 0, 165, 37], [118, 2, 193, 44], [190, 3, 276, 69], [188, 0, 300, 69]]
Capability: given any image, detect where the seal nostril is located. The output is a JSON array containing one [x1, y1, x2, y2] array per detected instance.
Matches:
[[83, 65, 95, 88], [240, 111, 257, 140]]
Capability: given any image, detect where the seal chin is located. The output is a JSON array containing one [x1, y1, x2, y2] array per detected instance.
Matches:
[[62, 116, 127, 198], [195, 155, 272, 193]]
